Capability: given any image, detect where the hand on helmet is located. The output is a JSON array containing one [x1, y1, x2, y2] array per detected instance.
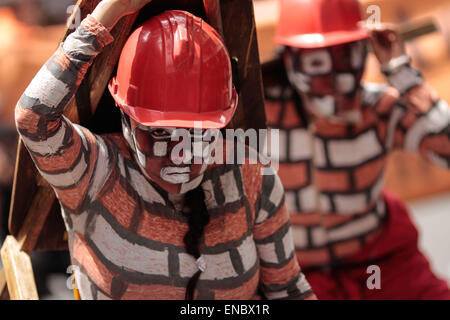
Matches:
[[92, 0, 152, 30], [365, 23, 406, 66]]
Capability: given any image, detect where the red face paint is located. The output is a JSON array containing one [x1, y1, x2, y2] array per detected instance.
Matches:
[[129, 119, 209, 194], [286, 40, 367, 120]]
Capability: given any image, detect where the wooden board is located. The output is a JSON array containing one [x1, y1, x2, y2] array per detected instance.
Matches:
[[0, 236, 38, 300], [7, 0, 265, 253], [219, 0, 266, 131]]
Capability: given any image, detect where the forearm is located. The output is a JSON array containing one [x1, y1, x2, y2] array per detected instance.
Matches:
[[256, 219, 314, 300], [383, 55, 444, 116], [91, 0, 134, 30], [403, 99, 450, 168], [386, 61, 450, 168], [15, 15, 113, 143], [254, 169, 314, 300], [12, 15, 114, 209], [14, 0, 150, 207]]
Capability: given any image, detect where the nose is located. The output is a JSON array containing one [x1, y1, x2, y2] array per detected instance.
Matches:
[[335, 73, 356, 94]]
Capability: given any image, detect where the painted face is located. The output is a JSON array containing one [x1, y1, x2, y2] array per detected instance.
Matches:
[[284, 40, 367, 122], [121, 114, 218, 194]]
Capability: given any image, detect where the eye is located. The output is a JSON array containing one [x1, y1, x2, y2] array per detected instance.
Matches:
[[150, 128, 171, 139], [311, 59, 324, 67], [301, 50, 332, 75]]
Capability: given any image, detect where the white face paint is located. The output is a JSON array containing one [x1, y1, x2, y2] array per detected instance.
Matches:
[[125, 119, 212, 194], [336, 73, 356, 94], [284, 50, 311, 93], [121, 113, 136, 153], [287, 69, 311, 93], [153, 141, 168, 157], [338, 109, 363, 123], [135, 140, 147, 167], [302, 50, 333, 75], [283, 41, 367, 123], [310, 96, 335, 116], [160, 166, 191, 184]]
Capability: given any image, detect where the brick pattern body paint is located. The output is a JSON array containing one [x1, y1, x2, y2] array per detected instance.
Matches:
[[15, 16, 313, 300], [265, 72, 450, 268]]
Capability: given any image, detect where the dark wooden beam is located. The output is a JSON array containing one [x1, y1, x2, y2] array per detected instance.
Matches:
[[219, 0, 266, 131]]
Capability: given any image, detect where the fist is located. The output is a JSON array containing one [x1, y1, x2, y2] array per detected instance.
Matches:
[[365, 23, 406, 66]]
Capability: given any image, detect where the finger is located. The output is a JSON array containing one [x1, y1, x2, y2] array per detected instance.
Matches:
[[363, 22, 398, 33], [371, 29, 398, 48], [360, 22, 383, 32]]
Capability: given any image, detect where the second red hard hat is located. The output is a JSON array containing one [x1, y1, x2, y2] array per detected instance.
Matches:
[[275, 0, 369, 49], [109, 10, 238, 129]]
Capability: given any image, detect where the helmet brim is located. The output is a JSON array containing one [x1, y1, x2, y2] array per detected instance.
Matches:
[[276, 29, 369, 49], [115, 88, 238, 129]]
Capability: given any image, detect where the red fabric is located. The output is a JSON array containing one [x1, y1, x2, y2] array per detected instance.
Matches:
[[304, 192, 450, 300]]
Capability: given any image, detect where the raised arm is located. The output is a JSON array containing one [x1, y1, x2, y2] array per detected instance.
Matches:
[[15, 0, 152, 210], [253, 166, 315, 300], [369, 25, 450, 168]]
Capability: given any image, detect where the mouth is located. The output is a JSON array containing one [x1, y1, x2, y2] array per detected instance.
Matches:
[[162, 167, 191, 175], [160, 167, 191, 184]]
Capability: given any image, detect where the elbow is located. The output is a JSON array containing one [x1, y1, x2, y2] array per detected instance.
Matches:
[[14, 101, 25, 131], [14, 99, 40, 137], [14, 100, 29, 132]]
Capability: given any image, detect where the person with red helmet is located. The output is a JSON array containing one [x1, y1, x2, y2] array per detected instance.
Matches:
[[14, 0, 316, 300], [264, 0, 450, 299]]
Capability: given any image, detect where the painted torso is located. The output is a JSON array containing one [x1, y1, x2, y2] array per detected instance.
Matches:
[[265, 81, 450, 267], [65, 135, 263, 299]]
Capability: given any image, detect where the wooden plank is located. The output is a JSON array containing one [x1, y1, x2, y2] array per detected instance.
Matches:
[[203, 0, 224, 36], [8, 139, 38, 238], [34, 201, 68, 252], [0, 269, 8, 299], [0, 236, 38, 300], [15, 185, 57, 253], [220, 0, 266, 130]]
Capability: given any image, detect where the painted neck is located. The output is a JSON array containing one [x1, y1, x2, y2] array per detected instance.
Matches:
[[168, 193, 187, 212]]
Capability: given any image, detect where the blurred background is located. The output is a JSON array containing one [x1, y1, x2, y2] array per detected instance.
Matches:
[[0, 0, 448, 299]]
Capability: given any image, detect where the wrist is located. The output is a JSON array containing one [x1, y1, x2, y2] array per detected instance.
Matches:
[[387, 64, 424, 94], [381, 54, 412, 75], [91, 0, 127, 30]]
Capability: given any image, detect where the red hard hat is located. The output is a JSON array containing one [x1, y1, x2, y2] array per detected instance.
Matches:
[[275, 0, 369, 48], [109, 10, 238, 129]]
